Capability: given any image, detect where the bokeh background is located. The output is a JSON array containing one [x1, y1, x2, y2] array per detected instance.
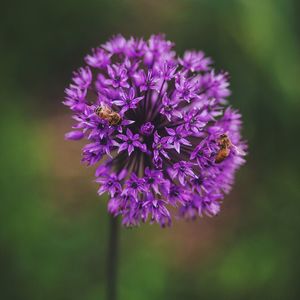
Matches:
[[1, 0, 300, 299]]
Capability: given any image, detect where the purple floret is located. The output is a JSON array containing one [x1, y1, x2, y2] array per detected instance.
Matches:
[[63, 34, 246, 227]]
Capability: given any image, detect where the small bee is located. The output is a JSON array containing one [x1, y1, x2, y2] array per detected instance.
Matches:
[[215, 134, 246, 163], [215, 134, 232, 163], [94, 105, 121, 126]]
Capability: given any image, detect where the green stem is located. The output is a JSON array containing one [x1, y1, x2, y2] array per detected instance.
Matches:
[[107, 214, 120, 300]]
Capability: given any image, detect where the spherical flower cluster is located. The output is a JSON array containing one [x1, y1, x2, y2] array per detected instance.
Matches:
[[63, 34, 246, 227]]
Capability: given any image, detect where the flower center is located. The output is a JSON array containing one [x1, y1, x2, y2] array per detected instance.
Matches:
[[183, 89, 190, 98], [148, 177, 155, 184], [131, 182, 138, 189], [179, 166, 185, 172], [165, 105, 172, 112]]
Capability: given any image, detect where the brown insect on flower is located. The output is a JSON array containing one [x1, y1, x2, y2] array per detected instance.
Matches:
[[215, 134, 232, 163], [94, 105, 122, 126], [214, 134, 246, 163]]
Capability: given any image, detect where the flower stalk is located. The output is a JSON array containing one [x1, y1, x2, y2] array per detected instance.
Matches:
[[107, 215, 120, 300]]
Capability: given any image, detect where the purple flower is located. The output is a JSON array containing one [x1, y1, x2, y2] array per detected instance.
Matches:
[[168, 184, 191, 205], [180, 194, 221, 219], [88, 119, 111, 139], [126, 37, 147, 57], [160, 93, 182, 121], [168, 161, 196, 185], [183, 109, 210, 134], [158, 62, 177, 80], [144, 167, 168, 194], [190, 138, 215, 168], [200, 71, 231, 102], [133, 69, 159, 92], [179, 50, 212, 72], [96, 171, 126, 197], [105, 65, 129, 88], [115, 128, 146, 156], [144, 34, 174, 66], [63, 34, 246, 227], [143, 197, 171, 227], [175, 75, 200, 102], [152, 131, 171, 162], [102, 34, 127, 54], [85, 48, 111, 69], [72, 67, 92, 89], [63, 85, 87, 112], [140, 122, 154, 136], [108, 197, 122, 217], [65, 130, 84, 140], [113, 88, 144, 115], [165, 126, 192, 153], [82, 136, 113, 165], [123, 173, 146, 198]]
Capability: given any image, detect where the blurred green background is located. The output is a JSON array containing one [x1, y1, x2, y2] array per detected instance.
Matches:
[[1, 0, 300, 299]]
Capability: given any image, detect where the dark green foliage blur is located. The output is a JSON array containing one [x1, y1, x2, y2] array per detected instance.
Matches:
[[1, 0, 299, 299]]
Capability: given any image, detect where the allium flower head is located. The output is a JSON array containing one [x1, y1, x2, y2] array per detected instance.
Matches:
[[63, 34, 246, 227]]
